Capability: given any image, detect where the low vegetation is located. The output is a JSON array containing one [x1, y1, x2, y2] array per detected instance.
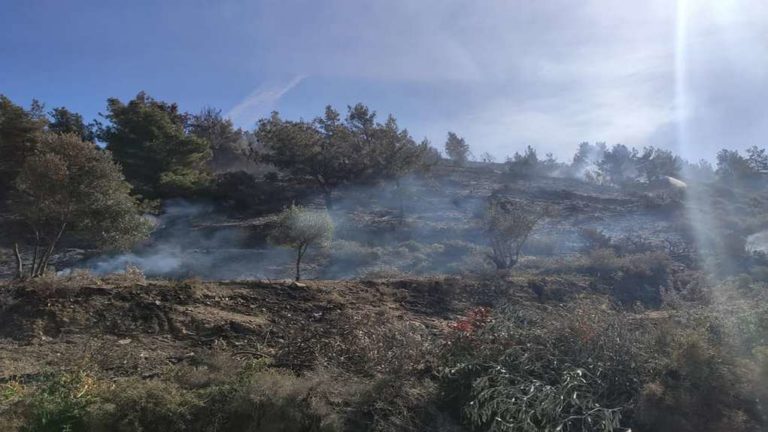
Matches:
[[1, 92, 768, 431]]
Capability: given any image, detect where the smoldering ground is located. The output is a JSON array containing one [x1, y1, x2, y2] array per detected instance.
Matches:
[[76, 170, 692, 280]]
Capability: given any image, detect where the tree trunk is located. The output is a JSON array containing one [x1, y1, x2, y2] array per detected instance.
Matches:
[[13, 242, 23, 280], [30, 231, 39, 278], [295, 246, 303, 281], [34, 223, 66, 277]]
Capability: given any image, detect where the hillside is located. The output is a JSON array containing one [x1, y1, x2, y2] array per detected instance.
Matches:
[[1, 162, 687, 281], [2, 270, 767, 431]]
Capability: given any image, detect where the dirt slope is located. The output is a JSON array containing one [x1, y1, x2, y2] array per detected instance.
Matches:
[[0, 277, 508, 382]]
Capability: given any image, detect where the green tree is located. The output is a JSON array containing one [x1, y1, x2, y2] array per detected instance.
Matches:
[[48, 106, 95, 142], [746, 146, 768, 174], [637, 146, 682, 183], [10, 133, 151, 278], [188, 107, 249, 172], [98, 92, 212, 198], [444, 131, 470, 166], [597, 144, 639, 186], [506, 145, 540, 179], [270, 205, 333, 281], [364, 114, 433, 180], [716, 149, 756, 182], [0, 95, 47, 198], [257, 108, 352, 208], [258, 104, 432, 208]]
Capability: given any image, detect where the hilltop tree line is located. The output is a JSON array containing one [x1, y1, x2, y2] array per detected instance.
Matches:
[[505, 141, 768, 187], [0, 93, 442, 278], [2, 92, 768, 279]]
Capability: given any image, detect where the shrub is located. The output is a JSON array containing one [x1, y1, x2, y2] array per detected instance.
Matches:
[[320, 313, 438, 377], [484, 198, 547, 270], [611, 251, 671, 307], [348, 377, 443, 432], [87, 379, 200, 432], [634, 332, 762, 432], [19, 371, 98, 432], [576, 249, 672, 307], [439, 302, 656, 431], [222, 368, 357, 432]]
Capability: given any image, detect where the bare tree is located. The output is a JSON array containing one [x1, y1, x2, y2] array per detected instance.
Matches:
[[485, 198, 548, 270], [270, 205, 333, 281]]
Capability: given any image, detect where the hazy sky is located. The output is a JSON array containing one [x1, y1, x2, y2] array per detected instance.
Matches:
[[1, 0, 766, 160]]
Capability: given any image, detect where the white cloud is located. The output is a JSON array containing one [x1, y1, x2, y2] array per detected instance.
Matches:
[[227, 75, 306, 127], [244, 0, 767, 159]]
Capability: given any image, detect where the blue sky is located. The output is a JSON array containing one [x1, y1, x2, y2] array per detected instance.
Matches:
[[2, 0, 767, 160]]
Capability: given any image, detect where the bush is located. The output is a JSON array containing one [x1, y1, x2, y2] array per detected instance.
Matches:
[[439, 302, 656, 431], [348, 377, 444, 432], [611, 251, 672, 307], [221, 368, 356, 432], [634, 332, 762, 432], [484, 198, 546, 270], [576, 249, 672, 307], [87, 379, 200, 432], [19, 371, 98, 432]]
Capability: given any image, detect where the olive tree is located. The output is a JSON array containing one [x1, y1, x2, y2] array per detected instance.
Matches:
[[10, 133, 152, 278], [270, 205, 333, 281], [485, 198, 548, 270]]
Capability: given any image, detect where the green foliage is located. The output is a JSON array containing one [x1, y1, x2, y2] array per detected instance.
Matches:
[[715, 147, 767, 186], [10, 133, 151, 277], [0, 95, 47, 197], [19, 371, 97, 432], [257, 105, 435, 207], [637, 147, 681, 183], [87, 379, 201, 432], [444, 132, 470, 166], [270, 204, 333, 280], [220, 369, 351, 432], [505, 145, 539, 179], [440, 303, 655, 432], [597, 144, 639, 186], [98, 92, 212, 198], [188, 107, 249, 172], [635, 330, 762, 432], [47, 107, 94, 142]]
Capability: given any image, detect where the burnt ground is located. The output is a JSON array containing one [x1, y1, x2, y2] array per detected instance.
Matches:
[[0, 163, 688, 280], [0, 276, 550, 383]]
